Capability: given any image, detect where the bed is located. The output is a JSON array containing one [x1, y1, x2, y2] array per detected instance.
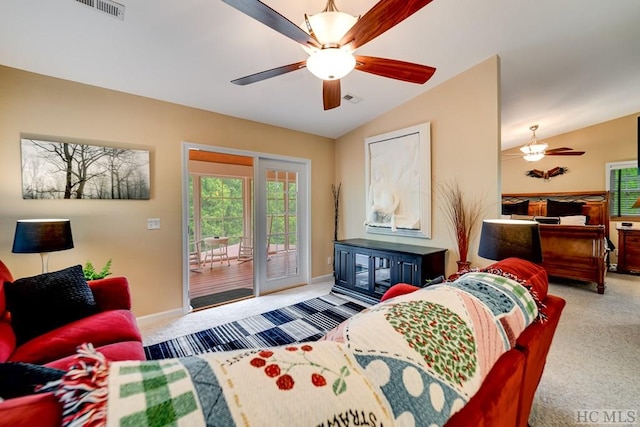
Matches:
[[502, 191, 610, 294]]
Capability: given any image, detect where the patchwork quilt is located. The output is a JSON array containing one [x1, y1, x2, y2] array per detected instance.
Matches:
[[47, 272, 538, 427]]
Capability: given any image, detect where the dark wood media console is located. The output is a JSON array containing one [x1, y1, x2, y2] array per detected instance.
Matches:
[[333, 239, 447, 303]]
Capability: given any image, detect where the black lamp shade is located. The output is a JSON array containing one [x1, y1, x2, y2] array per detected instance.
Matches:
[[478, 219, 543, 263], [12, 219, 74, 254]]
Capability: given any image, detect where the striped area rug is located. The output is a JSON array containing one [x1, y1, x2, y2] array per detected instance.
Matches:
[[144, 293, 369, 360]]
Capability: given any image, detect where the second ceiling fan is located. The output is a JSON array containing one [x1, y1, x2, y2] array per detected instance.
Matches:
[[508, 125, 586, 162], [221, 0, 437, 110]]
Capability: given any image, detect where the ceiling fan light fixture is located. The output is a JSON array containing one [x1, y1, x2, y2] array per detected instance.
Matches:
[[302, 11, 357, 52], [519, 124, 548, 161], [523, 152, 546, 162], [520, 142, 548, 155], [306, 48, 355, 80]]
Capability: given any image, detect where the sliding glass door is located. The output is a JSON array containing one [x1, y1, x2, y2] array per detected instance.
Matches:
[[255, 158, 309, 294], [182, 143, 310, 311]]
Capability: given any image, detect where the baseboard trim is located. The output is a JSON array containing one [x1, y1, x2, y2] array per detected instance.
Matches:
[[312, 273, 333, 284], [138, 274, 334, 324], [136, 308, 183, 327]]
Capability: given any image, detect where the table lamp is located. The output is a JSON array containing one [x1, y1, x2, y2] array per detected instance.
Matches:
[[478, 219, 543, 263], [12, 219, 74, 273]]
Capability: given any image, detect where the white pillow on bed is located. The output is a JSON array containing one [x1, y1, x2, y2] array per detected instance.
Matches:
[[559, 215, 587, 225]]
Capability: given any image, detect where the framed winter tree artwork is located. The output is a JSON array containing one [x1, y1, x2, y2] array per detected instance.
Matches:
[[20, 137, 150, 200]]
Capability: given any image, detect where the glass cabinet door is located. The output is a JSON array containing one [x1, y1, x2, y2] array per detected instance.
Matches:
[[373, 255, 392, 294], [354, 253, 370, 290]]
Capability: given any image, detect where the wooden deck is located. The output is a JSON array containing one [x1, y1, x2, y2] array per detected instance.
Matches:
[[189, 250, 298, 301], [189, 259, 253, 299]]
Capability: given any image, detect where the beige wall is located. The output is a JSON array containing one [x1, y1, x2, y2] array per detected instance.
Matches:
[[0, 65, 335, 317], [501, 112, 639, 261], [335, 57, 501, 275], [502, 113, 638, 193]]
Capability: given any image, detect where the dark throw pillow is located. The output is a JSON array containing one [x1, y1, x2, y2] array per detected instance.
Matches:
[[546, 199, 585, 217], [5, 265, 97, 344], [502, 200, 529, 215], [0, 362, 64, 399]]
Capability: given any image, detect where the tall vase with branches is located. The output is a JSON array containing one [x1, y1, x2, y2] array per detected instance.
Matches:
[[438, 180, 484, 272], [331, 183, 342, 241]]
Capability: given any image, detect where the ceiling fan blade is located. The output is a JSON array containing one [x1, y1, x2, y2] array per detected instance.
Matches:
[[546, 151, 585, 156], [323, 79, 341, 110], [545, 147, 574, 153], [221, 0, 320, 49], [339, 0, 434, 49], [231, 61, 307, 85], [355, 56, 436, 84]]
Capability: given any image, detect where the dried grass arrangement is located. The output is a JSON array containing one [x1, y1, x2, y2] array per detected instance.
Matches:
[[438, 180, 484, 268], [331, 182, 342, 241]]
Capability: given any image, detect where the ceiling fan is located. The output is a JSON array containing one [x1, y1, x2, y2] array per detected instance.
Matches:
[[221, 0, 437, 110], [505, 125, 586, 162]]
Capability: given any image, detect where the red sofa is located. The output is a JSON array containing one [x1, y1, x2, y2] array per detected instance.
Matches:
[[382, 257, 566, 427], [0, 260, 145, 426], [1, 258, 562, 427]]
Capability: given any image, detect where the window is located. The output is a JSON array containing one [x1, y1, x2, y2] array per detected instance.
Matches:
[[189, 175, 246, 246], [266, 171, 297, 253], [606, 161, 640, 218]]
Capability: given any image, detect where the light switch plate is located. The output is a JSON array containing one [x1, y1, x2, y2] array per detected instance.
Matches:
[[147, 218, 160, 230]]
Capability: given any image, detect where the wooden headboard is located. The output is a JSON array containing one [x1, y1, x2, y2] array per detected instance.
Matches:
[[502, 191, 610, 233]]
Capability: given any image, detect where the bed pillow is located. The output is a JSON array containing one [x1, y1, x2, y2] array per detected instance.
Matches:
[[534, 216, 561, 224], [4, 265, 97, 344], [546, 199, 585, 217], [502, 200, 529, 215], [511, 214, 535, 221], [559, 215, 588, 225]]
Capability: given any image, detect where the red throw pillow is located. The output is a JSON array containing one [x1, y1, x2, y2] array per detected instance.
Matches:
[[485, 257, 548, 301]]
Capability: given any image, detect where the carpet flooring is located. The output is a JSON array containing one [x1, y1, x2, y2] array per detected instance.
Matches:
[[190, 288, 254, 310], [144, 293, 368, 360], [530, 272, 640, 426]]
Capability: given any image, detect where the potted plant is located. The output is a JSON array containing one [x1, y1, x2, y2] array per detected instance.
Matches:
[[438, 180, 484, 272], [83, 259, 113, 280]]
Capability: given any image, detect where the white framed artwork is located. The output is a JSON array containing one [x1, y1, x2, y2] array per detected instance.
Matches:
[[364, 122, 431, 238]]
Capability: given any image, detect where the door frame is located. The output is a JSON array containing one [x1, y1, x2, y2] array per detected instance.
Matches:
[[181, 142, 311, 313], [254, 157, 310, 295]]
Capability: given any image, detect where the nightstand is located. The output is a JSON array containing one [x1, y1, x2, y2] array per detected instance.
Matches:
[[616, 227, 640, 274]]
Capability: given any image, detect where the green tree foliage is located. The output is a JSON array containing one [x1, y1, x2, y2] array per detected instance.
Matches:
[[610, 167, 640, 217], [190, 176, 245, 246], [189, 175, 298, 250]]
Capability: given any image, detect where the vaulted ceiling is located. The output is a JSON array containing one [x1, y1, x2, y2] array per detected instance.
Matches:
[[1, 0, 639, 149]]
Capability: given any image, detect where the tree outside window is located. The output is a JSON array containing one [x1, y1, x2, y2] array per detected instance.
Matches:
[[189, 176, 245, 247], [607, 161, 640, 218]]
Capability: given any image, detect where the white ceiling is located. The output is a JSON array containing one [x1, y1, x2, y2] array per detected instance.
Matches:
[[1, 0, 639, 149]]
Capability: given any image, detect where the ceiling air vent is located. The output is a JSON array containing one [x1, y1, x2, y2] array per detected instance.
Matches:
[[343, 93, 363, 104], [75, 0, 125, 20]]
